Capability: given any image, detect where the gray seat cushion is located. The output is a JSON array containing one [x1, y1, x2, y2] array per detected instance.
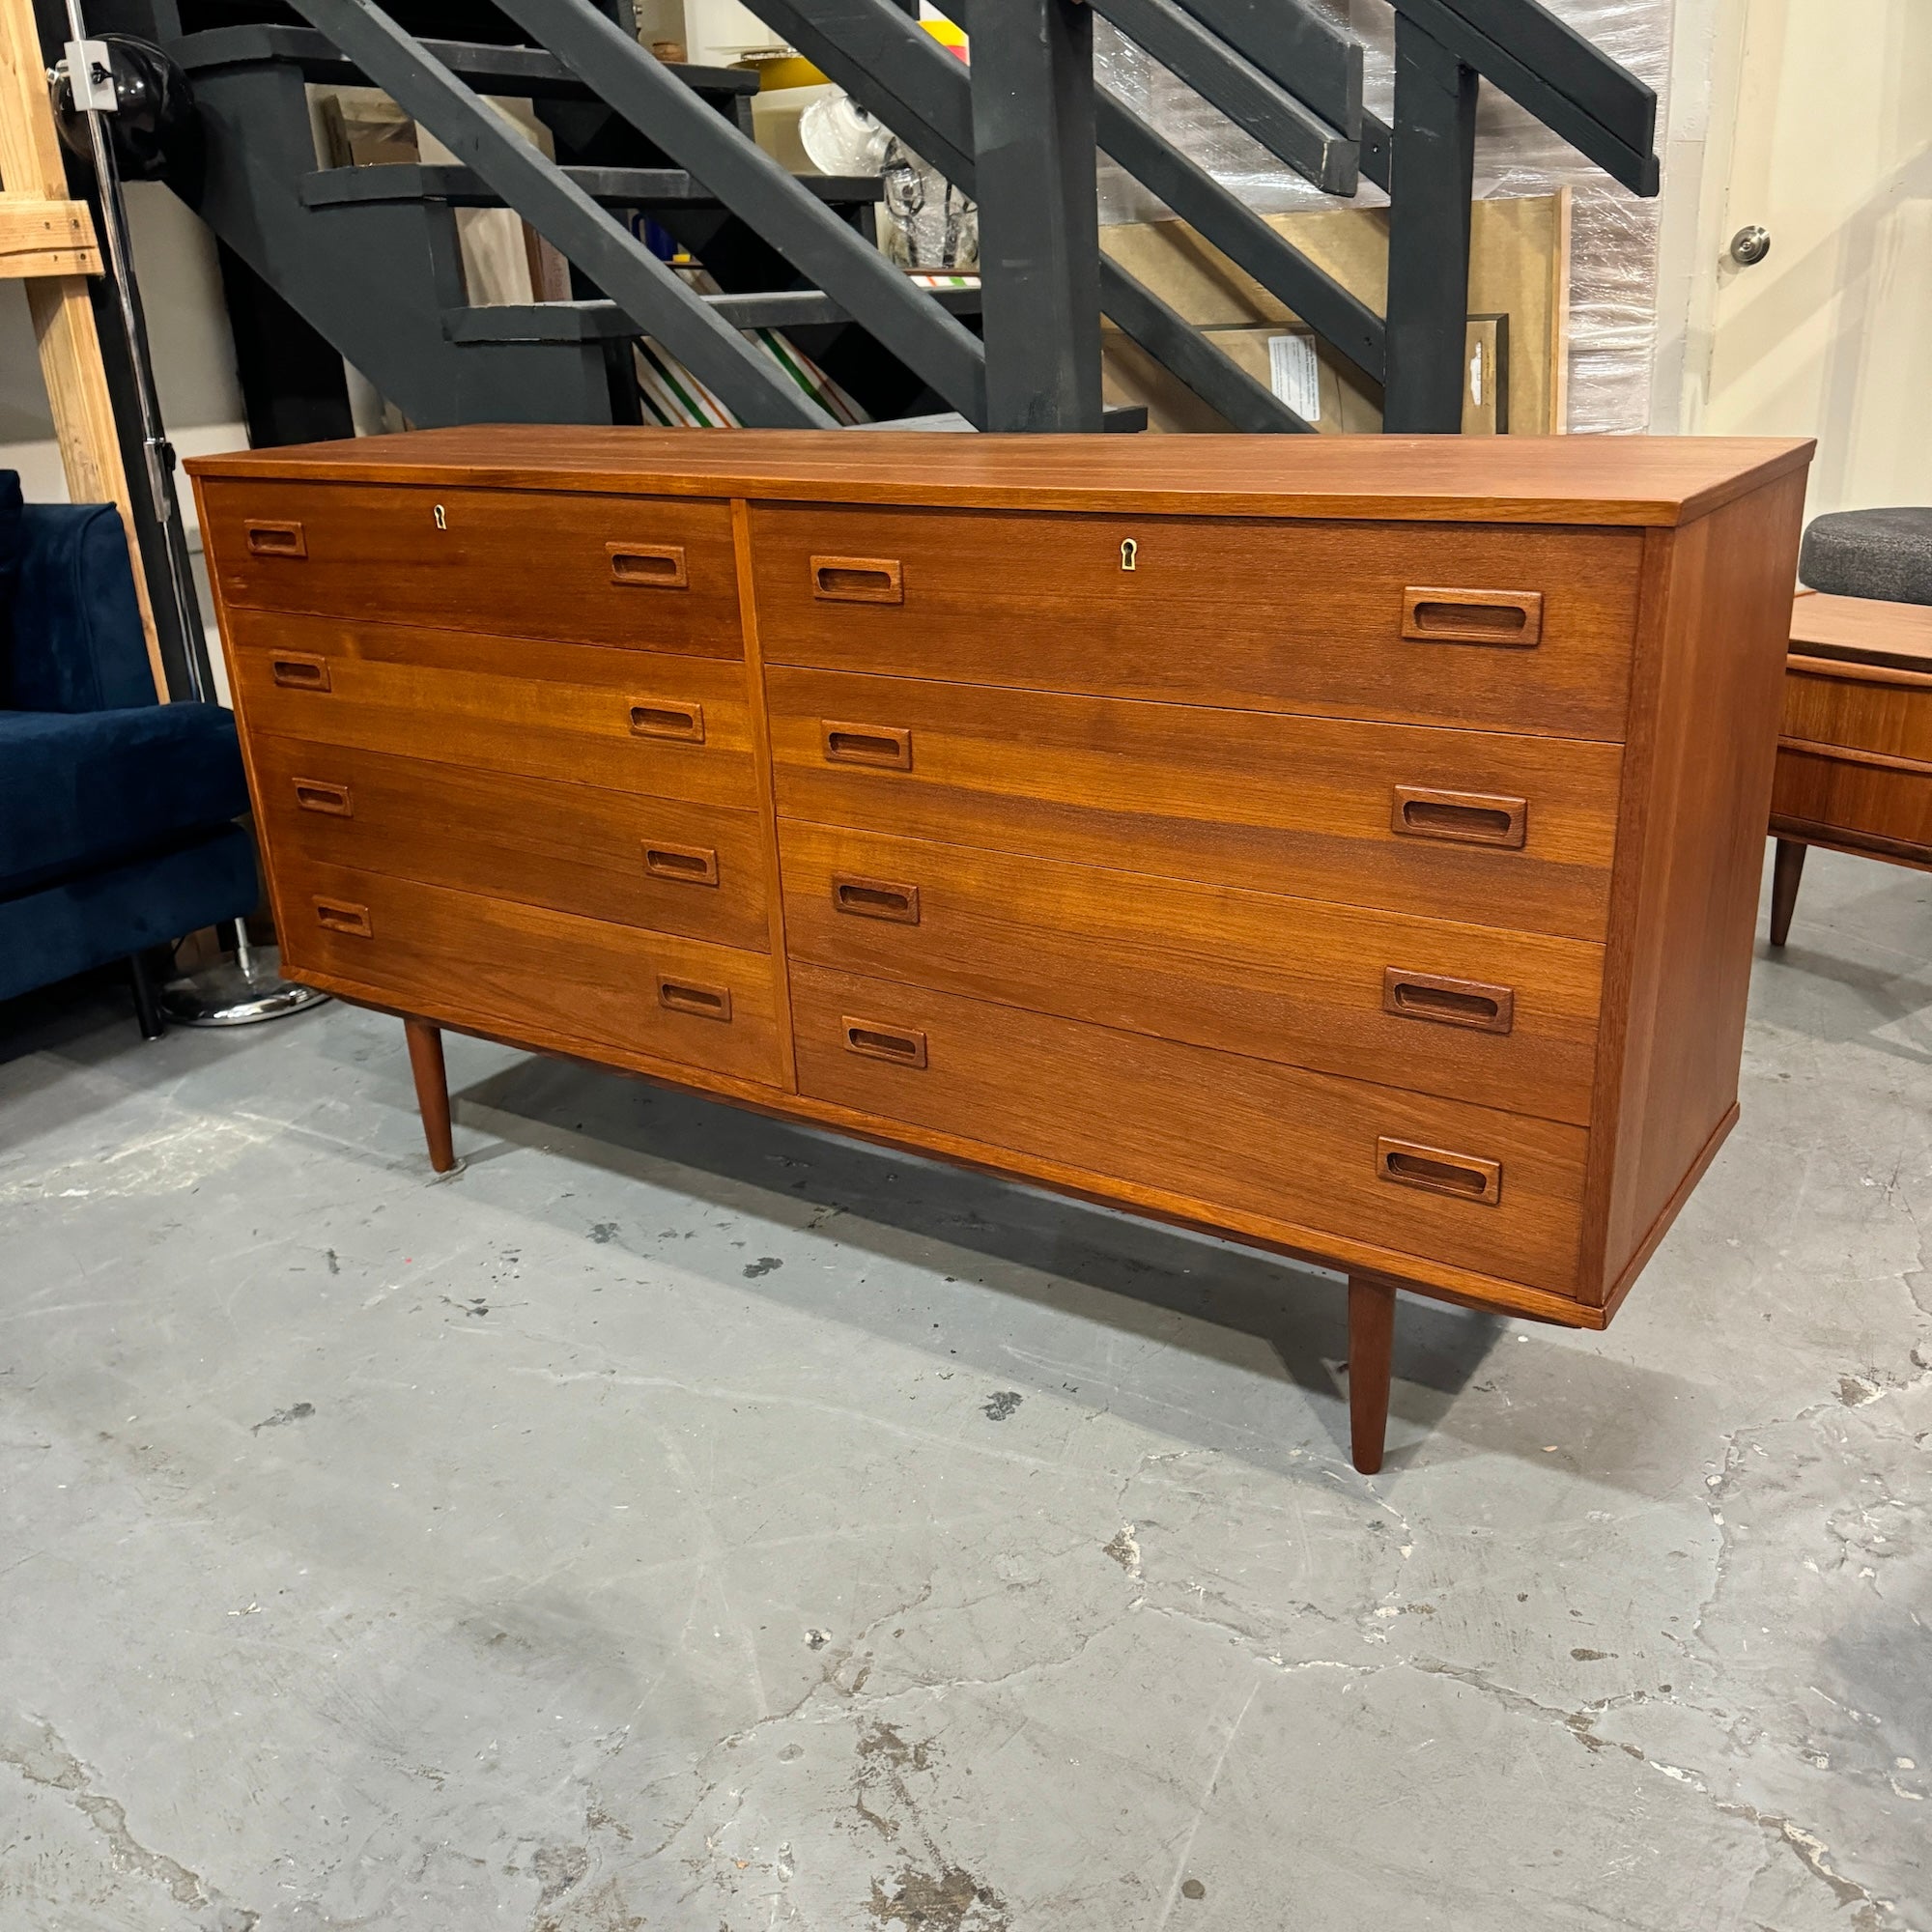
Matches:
[[1799, 507, 1932, 606]]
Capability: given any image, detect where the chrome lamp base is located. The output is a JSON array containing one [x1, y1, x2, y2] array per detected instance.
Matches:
[[159, 937, 329, 1027]]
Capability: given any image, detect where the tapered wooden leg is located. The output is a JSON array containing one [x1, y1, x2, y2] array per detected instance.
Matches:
[[1347, 1275, 1398, 1475], [404, 1017, 456, 1173], [1769, 838, 1807, 947]]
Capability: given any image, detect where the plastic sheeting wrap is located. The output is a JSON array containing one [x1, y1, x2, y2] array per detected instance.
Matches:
[[1095, 0, 1671, 432]]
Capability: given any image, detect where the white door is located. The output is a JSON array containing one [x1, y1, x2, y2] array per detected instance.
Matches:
[[1692, 0, 1932, 515]]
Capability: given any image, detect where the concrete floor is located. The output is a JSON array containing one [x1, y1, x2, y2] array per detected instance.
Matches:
[[1, 843, 1926, 1932]]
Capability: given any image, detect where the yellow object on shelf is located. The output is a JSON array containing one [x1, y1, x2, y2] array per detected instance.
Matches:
[[753, 54, 826, 90]]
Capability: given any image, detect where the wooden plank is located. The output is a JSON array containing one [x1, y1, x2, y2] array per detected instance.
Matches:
[[1, 0, 165, 697], [0, 199, 101, 276]]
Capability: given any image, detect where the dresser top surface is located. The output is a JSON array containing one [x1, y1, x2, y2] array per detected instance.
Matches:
[[188, 428, 1814, 528]]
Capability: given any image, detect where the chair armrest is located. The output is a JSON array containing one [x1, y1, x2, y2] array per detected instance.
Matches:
[[11, 503, 157, 713]]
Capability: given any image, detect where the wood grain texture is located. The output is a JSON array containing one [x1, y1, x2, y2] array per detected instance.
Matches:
[[1789, 589, 1932, 675], [1348, 1275, 1398, 1475], [404, 1017, 457, 1173], [282, 859, 787, 1088], [731, 497, 801, 1093], [186, 425, 1816, 528], [225, 610, 756, 809], [250, 733, 771, 952], [1587, 475, 1809, 1300], [1778, 662, 1932, 765], [199, 478, 742, 656], [789, 962, 1590, 1294], [0, 199, 99, 277], [752, 503, 1640, 738], [766, 668, 1622, 939], [778, 819, 1605, 1123], [1769, 649, 1932, 866], [297, 963, 1608, 1329], [197, 435, 1817, 1355]]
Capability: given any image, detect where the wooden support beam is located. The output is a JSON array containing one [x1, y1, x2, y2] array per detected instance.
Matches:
[[0, 196, 100, 275], [0, 0, 167, 698]]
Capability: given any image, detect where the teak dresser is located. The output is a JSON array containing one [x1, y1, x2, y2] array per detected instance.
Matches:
[[190, 429, 1813, 1472]]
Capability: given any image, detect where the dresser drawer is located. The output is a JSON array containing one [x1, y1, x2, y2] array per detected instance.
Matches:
[[251, 735, 770, 952], [750, 504, 1640, 739], [1771, 747, 1932, 852], [227, 611, 756, 810], [202, 479, 742, 656], [281, 862, 786, 1088], [1779, 660, 1932, 765], [792, 964, 1587, 1295], [767, 669, 1622, 941], [779, 821, 1603, 1124]]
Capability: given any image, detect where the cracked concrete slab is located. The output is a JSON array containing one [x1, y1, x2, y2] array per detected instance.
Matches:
[[1, 843, 1927, 1930]]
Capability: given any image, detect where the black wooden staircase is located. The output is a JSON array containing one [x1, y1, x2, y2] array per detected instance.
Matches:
[[82, 0, 1662, 439]]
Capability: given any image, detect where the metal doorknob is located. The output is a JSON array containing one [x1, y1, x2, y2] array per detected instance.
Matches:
[[1729, 225, 1772, 267]]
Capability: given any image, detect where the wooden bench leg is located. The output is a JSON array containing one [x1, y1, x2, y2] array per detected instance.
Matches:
[[1769, 838, 1807, 947], [404, 1016, 457, 1174], [1348, 1274, 1398, 1474]]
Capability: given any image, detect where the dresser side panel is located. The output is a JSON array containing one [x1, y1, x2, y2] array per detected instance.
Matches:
[[1595, 473, 1810, 1301]]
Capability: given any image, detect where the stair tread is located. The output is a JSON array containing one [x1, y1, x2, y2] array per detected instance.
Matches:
[[444, 287, 985, 342], [303, 164, 883, 212], [172, 25, 757, 99]]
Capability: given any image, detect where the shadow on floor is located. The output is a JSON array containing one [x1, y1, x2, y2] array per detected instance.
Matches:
[[454, 1050, 1561, 1479]]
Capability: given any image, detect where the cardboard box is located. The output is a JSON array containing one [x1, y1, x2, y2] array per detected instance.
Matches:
[[1100, 192, 1566, 435], [1102, 315, 1509, 437]]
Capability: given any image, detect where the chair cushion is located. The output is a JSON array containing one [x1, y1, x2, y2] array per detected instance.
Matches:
[[12, 501, 158, 712], [0, 701, 249, 895], [0, 823, 258, 1006], [0, 470, 20, 700], [1799, 507, 1932, 607]]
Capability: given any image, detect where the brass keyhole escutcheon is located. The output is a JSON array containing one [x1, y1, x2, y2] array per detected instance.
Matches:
[[433, 503, 447, 530], [1120, 537, 1138, 572]]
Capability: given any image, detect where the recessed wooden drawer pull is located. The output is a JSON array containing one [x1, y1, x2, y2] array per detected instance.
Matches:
[[607, 541, 688, 588], [643, 841, 720, 886], [1377, 1137, 1501, 1206], [658, 977, 732, 1021], [843, 1016, 927, 1067], [313, 897, 371, 938], [1382, 969, 1515, 1035], [1402, 587, 1544, 647], [244, 518, 306, 558], [811, 554, 903, 604], [832, 874, 921, 923], [1391, 785, 1527, 849], [822, 720, 913, 770], [629, 698, 705, 743], [292, 777, 353, 817], [270, 653, 330, 692]]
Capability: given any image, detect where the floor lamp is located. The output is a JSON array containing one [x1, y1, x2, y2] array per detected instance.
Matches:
[[55, 18, 326, 1026]]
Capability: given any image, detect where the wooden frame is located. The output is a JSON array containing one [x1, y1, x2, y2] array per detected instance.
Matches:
[[0, 0, 165, 696]]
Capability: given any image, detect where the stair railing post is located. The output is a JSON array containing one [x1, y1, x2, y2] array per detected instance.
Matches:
[[970, 0, 1103, 431], [1381, 13, 1478, 433]]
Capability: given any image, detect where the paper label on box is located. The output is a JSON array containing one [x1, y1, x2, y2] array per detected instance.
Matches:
[[1267, 333, 1321, 423]]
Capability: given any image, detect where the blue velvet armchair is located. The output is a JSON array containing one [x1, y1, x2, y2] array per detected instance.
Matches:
[[0, 470, 257, 1028]]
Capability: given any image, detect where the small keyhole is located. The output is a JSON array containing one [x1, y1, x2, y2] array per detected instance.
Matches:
[[433, 503, 447, 530], [1120, 538, 1138, 572]]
